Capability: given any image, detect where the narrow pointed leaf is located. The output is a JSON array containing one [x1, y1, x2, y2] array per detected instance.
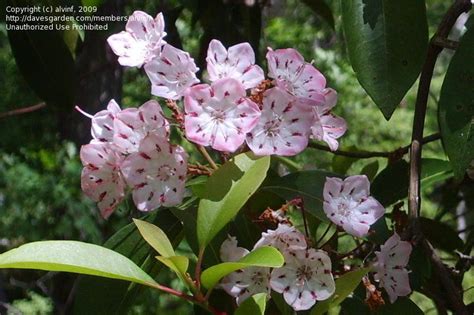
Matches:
[[311, 268, 370, 315], [341, 0, 428, 119], [197, 152, 270, 248], [200, 246, 283, 289], [235, 293, 267, 315], [439, 27, 474, 178], [0, 241, 156, 286]]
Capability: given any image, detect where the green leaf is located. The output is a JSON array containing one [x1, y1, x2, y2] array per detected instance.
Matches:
[[197, 152, 270, 248], [372, 159, 452, 206], [133, 219, 175, 257], [200, 246, 284, 289], [156, 255, 189, 276], [360, 160, 379, 181], [73, 210, 183, 315], [235, 293, 267, 315], [419, 217, 464, 252], [311, 268, 370, 315], [261, 170, 338, 221], [332, 146, 358, 174], [375, 297, 423, 315], [300, 0, 335, 29], [438, 27, 474, 178], [0, 241, 156, 286], [341, 0, 428, 119], [7, 0, 76, 107]]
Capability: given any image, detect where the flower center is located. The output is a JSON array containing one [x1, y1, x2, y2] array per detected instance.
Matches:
[[250, 270, 267, 286], [335, 197, 353, 218], [264, 118, 282, 137], [296, 265, 313, 281], [157, 165, 173, 181]]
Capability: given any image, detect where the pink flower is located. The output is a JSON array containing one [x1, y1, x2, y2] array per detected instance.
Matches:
[[144, 44, 199, 100], [120, 134, 187, 211], [311, 89, 347, 151], [270, 248, 335, 311], [80, 142, 125, 219], [113, 100, 169, 155], [266, 48, 327, 106], [107, 11, 166, 67], [246, 87, 313, 156], [373, 233, 412, 303], [76, 99, 121, 142], [206, 39, 264, 89], [253, 224, 307, 252], [220, 236, 271, 305], [323, 175, 385, 238], [184, 78, 261, 152]]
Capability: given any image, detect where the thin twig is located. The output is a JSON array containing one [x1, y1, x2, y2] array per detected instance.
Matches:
[[308, 133, 440, 159], [0, 102, 46, 119], [194, 144, 218, 170]]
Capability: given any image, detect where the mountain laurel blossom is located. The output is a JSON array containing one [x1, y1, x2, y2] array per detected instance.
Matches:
[[373, 233, 413, 303], [121, 134, 187, 211], [113, 100, 170, 155], [219, 236, 272, 305], [206, 39, 265, 89], [144, 44, 200, 100], [253, 223, 307, 252], [246, 87, 313, 156], [270, 248, 335, 311], [323, 175, 385, 237], [311, 88, 347, 151], [80, 142, 125, 219], [107, 11, 166, 68], [184, 78, 261, 152]]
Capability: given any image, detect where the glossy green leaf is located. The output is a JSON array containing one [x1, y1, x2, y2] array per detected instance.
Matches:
[[300, 0, 335, 29], [360, 160, 379, 181], [7, 0, 76, 107], [197, 152, 270, 248], [420, 217, 464, 252], [156, 255, 189, 276], [439, 27, 474, 178], [372, 159, 452, 206], [133, 219, 175, 257], [74, 210, 183, 315], [235, 293, 267, 315], [341, 0, 428, 119], [311, 268, 370, 315], [261, 170, 338, 221], [0, 241, 156, 286], [200, 246, 284, 289], [375, 297, 423, 315]]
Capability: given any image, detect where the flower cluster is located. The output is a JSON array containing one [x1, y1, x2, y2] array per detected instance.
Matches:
[[78, 99, 187, 218], [107, 11, 347, 157], [220, 224, 335, 311]]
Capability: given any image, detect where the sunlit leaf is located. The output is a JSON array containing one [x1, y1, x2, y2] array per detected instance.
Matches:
[[235, 293, 267, 315]]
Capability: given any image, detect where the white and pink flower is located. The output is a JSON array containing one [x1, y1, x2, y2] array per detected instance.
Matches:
[[311, 89, 347, 151], [270, 248, 335, 311], [220, 236, 272, 305], [206, 39, 264, 89], [107, 11, 166, 67], [113, 100, 169, 155], [254, 224, 307, 252], [80, 142, 126, 219], [246, 87, 313, 156], [323, 175, 385, 238], [184, 78, 261, 152], [266, 48, 327, 106], [373, 233, 412, 303], [144, 44, 200, 100], [120, 134, 187, 211]]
